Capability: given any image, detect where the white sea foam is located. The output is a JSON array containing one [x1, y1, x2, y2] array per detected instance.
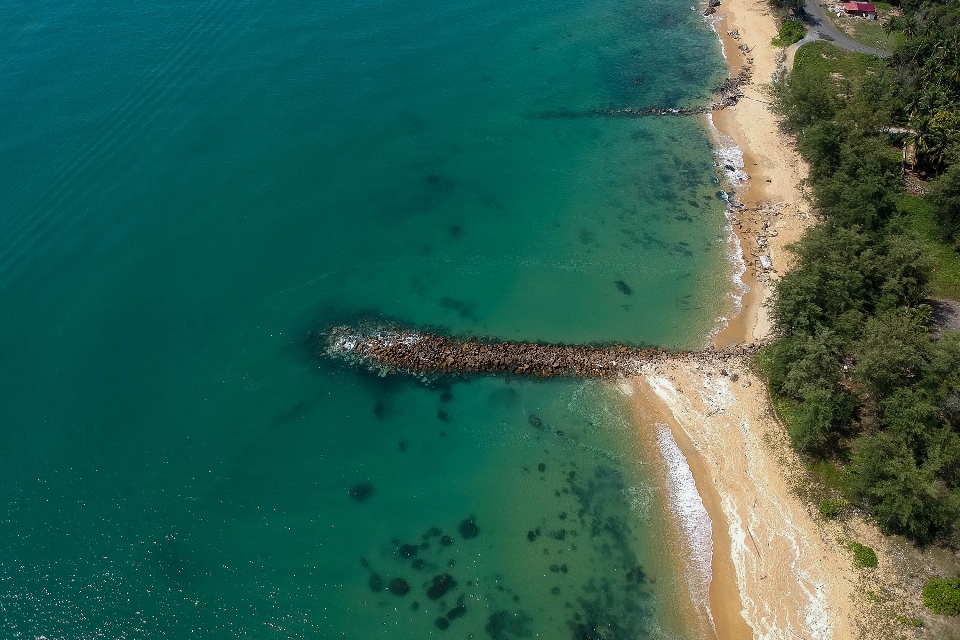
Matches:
[[654, 422, 715, 630], [704, 113, 750, 338], [650, 371, 835, 640]]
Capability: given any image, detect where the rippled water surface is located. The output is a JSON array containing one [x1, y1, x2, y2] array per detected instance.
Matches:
[[0, 0, 725, 636]]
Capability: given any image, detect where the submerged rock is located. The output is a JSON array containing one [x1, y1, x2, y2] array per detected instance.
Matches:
[[388, 577, 411, 596], [626, 566, 646, 583], [485, 610, 532, 640], [459, 517, 479, 540], [439, 534, 454, 547], [349, 482, 375, 502], [368, 573, 383, 593], [397, 543, 419, 558], [435, 617, 450, 630], [427, 573, 458, 600]]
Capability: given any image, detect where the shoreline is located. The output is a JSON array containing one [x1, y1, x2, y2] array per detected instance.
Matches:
[[627, 0, 855, 637]]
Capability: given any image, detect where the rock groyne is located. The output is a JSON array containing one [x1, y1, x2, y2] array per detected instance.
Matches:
[[323, 324, 763, 378]]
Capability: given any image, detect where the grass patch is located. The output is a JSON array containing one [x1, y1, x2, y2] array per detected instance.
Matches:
[[819, 497, 848, 519], [898, 194, 960, 299], [825, 11, 898, 52], [808, 458, 849, 493], [849, 541, 879, 568], [793, 40, 886, 82], [924, 578, 960, 615], [896, 615, 924, 627]]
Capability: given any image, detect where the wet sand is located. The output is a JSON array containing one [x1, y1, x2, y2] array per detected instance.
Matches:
[[628, 0, 859, 637]]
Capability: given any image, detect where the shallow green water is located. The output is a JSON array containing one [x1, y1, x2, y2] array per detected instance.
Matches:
[[0, 0, 727, 637]]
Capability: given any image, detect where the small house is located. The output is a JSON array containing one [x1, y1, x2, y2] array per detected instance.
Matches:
[[842, 2, 877, 18]]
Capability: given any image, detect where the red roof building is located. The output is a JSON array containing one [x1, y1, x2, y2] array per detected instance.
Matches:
[[843, 2, 877, 16]]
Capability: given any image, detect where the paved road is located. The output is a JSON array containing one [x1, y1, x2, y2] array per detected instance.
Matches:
[[802, 0, 892, 58]]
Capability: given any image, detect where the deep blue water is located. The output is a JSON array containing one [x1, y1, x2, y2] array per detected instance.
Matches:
[[0, 0, 726, 637]]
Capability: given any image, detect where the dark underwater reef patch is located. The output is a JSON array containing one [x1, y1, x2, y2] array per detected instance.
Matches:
[[348, 482, 375, 502], [355, 450, 663, 638]]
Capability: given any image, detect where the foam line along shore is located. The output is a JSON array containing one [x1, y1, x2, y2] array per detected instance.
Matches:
[[628, 0, 863, 637]]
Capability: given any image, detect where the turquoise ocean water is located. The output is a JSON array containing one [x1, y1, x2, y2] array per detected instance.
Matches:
[[0, 0, 727, 637]]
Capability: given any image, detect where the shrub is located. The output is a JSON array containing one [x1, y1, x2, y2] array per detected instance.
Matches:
[[849, 541, 878, 568], [819, 498, 847, 519], [772, 20, 806, 47], [923, 578, 960, 615], [895, 615, 923, 627]]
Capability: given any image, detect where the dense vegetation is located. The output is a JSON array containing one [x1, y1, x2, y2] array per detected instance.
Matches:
[[763, 0, 960, 546], [772, 20, 807, 47]]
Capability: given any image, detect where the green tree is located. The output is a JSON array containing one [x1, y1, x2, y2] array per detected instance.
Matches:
[[853, 309, 928, 397], [929, 162, 960, 245], [851, 431, 960, 541]]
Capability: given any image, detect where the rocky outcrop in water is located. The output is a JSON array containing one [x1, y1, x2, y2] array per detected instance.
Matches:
[[322, 323, 762, 379], [534, 106, 710, 120]]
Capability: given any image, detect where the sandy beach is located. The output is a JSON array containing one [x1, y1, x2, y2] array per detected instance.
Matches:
[[626, 1, 960, 638], [627, 0, 853, 637]]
